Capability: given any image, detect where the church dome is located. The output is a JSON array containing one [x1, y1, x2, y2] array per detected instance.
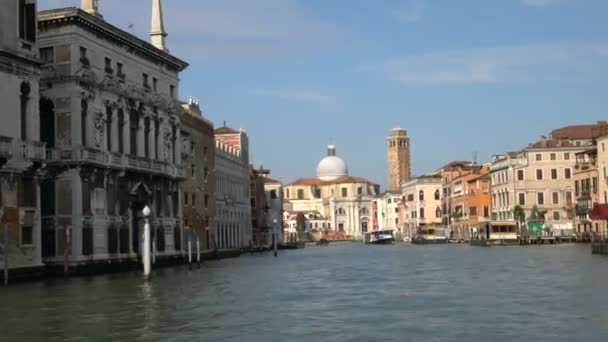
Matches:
[[316, 145, 348, 181]]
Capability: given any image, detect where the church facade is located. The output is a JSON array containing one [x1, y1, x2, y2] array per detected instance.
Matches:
[[283, 145, 379, 238]]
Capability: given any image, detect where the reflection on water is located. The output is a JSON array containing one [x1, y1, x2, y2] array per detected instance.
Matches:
[[1, 244, 608, 341]]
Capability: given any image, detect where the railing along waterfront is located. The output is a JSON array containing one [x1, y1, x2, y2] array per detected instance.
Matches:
[[46, 146, 185, 178]]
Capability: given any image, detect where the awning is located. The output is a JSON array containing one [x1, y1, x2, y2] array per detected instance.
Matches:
[[591, 204, 608, 220]]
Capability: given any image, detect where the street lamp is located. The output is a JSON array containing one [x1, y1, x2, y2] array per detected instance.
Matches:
[[142, 205, 152, 281], [273, 218, 278, 257]]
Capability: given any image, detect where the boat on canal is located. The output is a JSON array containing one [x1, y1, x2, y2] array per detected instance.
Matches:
[[316, 238, 330, 246], [470, 220, 519, 246], [411, 226, 448, 244], [364, 230, 395, 244]]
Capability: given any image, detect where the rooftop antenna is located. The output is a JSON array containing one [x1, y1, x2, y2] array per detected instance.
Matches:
[[473, 151, 478, 165]]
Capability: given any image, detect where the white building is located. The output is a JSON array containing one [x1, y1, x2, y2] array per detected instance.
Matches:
[[283, 145, 379, 238], [38, 0, 189, 267], [371, 192, 402, 233], [283, 210, 330, 240], [505, 139, 583, 235], [1, 0, 46, 276], [214, 125, 252, 250], [400, 172, 443, 239]]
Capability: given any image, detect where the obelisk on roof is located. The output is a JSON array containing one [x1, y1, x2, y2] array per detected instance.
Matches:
[[150, 0, 168, 51], [80, 0, 101, 17]]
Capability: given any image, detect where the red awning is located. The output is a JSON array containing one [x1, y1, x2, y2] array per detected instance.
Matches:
[[591, 204, 608, 220]]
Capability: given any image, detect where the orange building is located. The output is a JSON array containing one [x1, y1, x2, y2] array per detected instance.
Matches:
[[445, 163, 491, 240]]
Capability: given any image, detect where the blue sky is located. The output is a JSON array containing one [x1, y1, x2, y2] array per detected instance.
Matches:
[[41, 0, 608, 188]]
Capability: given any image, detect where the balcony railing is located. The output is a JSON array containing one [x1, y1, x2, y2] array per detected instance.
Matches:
[[46, 146, 185, 179], [0, 136, 13, 158], [0, 136, 46, 162]]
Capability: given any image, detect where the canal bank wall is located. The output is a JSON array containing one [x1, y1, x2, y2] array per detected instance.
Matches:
[[0, 249, 244, 284]]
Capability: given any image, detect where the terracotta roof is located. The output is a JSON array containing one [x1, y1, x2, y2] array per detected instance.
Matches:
[[467, 172, 491, 183], [214, 126, 239, 135], [551, 122, 608, 140], [286, 175, 378, 186], [526, 139, 575, 149], [440, 160, 474, 171]]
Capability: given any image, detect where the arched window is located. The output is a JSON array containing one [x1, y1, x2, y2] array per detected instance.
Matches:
[[434, 189, 440, 200], [337, 208, 346, 215], [419, 190, 424, 201], [419, 207, 425, 219], [435, 207, 442, 218]]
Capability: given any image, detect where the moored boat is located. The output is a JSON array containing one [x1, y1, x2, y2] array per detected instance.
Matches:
[[364, 230, 395, 244], [470, 220, 519, 246], [316, 238, 330, 246], [411, 226, 447, 245]]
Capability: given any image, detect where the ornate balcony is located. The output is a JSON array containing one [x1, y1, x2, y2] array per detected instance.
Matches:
[[0, 135, 46, 166], [0, 136, 13, 159], [46, 146, 185, 179]]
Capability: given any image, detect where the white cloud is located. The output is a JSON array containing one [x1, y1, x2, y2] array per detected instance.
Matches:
[[39, 0, 336, 62], [521, 0, 573, 7], [252, 88, 338, 105], [390, 0, 427, 23], [361, 43, 608, 86]]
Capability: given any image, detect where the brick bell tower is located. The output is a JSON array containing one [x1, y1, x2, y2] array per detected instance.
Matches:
[[387, 128, 411, 192]]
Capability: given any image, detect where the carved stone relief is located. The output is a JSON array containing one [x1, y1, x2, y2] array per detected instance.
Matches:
[[93, 112, 105, 148]]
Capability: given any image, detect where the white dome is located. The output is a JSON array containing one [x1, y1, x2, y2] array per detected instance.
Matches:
[[316, 145, 348, 181]]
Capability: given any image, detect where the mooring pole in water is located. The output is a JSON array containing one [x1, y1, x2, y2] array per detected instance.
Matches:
[[273, 219, 278, 257], [196, 231, 201, 269], [142, 206, 151, 281], [64, 227, 70, 277], [152, 235, 156, 265], [4, 222, 8, 286], [187, 227, 192, 270]]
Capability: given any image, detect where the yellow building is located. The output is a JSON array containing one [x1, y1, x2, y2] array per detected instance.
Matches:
[[283, 145, 379, 238]]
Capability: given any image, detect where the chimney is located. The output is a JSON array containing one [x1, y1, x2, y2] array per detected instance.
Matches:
[[81, 0, 102, 17], [150, 0, 168, 51]]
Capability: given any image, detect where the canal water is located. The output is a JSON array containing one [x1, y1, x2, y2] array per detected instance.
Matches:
[[1, 243, 608, 341]]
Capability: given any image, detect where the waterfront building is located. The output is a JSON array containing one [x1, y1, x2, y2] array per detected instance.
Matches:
[[249, 165, 270, 247], [263, 176, 284, 244], [371, 191, 402, 235], [438, 160, 476, 239], [214, 125, 252, 250], [38, 0, 189, 267], [399, 171, 442, 239], [179, 98, 215, 251], [283, 145, 379, 238], [573, 147, 599, 240], [490, 153, 527, 221], [592, 135, 608, 238], [0, 0, 46, 276], [449, 164, 491, 239], [507, 139, 582, 236], [387, 128, 411, 192], [282, 210, 330, 240]]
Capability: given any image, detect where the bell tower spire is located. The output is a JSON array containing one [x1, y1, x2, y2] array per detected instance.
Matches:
[[150, 0, 168, 51]]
